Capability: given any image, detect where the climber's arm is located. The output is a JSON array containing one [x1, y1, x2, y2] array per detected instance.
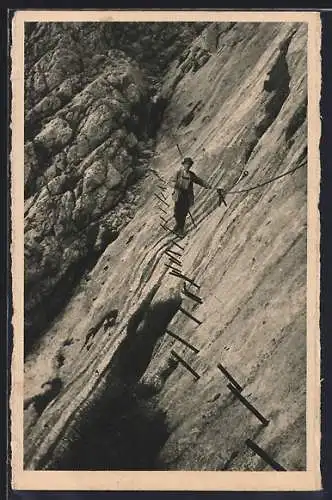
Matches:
[[191, 172, 212, 189], [191, 172, 227, 206]]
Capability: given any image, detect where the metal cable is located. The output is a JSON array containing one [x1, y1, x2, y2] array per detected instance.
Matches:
[[227, 160, 306, 195]]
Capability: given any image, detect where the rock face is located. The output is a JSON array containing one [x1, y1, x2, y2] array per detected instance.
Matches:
[[24, 22, 204, 350], [24, 21, 308, 472]]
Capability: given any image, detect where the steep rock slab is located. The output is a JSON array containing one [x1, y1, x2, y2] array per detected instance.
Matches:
[[24, 22, 308, 471]]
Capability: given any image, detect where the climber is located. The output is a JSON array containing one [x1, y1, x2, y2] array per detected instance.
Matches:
[[172, 156, 214, 237]]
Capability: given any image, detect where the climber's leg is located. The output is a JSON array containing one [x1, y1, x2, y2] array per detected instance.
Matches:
[[180, 199, 190, 235], [174, 194, 189, 236], [173, 199, 182, 231]]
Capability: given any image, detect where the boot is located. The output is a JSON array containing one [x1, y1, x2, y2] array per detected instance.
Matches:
[[176, 226, 185, 238]]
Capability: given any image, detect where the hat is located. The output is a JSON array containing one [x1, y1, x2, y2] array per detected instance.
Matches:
[[182, 157, 194, 166]]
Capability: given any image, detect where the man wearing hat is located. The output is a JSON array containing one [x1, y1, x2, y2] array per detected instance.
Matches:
[[172, 156, 212, 236]]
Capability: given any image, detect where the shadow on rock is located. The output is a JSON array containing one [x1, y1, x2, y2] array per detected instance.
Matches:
[[46, 286, 182, 470], [24, 378, 63, 416], [54, 391, 170, 470]]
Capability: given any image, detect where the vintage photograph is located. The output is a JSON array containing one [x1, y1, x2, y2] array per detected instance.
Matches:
[[11, 10, 321, 491]]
